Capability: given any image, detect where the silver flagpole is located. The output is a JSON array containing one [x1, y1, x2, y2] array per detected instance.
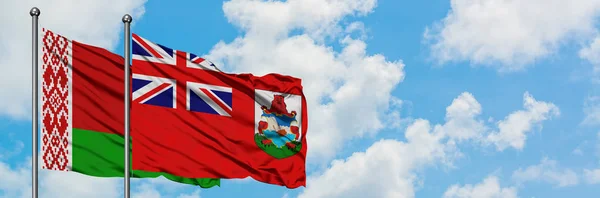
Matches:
[[29, 7, 40, 198], [122, 14, 132, 198]]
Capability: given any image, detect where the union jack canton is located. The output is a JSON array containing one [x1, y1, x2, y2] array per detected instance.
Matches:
[[131, 34, 233, 117]]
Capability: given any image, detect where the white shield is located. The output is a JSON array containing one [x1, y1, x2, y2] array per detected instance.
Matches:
[[254, 89, 303, 142]]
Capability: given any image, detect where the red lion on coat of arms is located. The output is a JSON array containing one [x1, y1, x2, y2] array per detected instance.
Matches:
[[257, 95, 300, 150]]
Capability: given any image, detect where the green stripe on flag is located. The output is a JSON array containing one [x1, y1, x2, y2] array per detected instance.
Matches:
[[72, 128, 220, 188]]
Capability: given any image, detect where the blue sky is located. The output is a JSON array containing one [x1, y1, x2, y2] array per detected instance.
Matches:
[[1, 0, 600, 197]]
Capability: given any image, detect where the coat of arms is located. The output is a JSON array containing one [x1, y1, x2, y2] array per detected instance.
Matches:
[[255, 94, 302, 159]]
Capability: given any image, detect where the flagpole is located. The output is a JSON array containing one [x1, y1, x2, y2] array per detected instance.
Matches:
[[30, 7, 40, 198], [122, 14, 132, 198]]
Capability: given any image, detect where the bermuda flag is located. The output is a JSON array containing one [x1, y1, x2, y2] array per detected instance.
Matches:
[[131, 34, 308, 188], [39, 28, 219, 188]]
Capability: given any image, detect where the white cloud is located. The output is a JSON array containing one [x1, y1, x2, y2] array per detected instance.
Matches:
[[0, 158, 31, 198], [0, 141, 201, 198], [0, 156, 121, 198], [580, 36, 600, 66], [132, 177, 202, 198], [297, 92, 480, 198], [580, 35, 600, 83], [221, 0, 376, 41], [297, 120, 448, 198], [512, 158, 579, 187], [384, 98, 414, 130], [485, 92, 560, 151], [583, 168, 600, 184], [437, 92, 486, 142], [0, 140, 24, 160], [39, 170, 122, 198], [582, 95, 600, 126], [597, 131, 600, 158], [298, 91, 556, 198], [176, 190, 201, 198], [344, 22, 368, 40], [571, 133, 598, 157], [425, 0, 600, 71], [0, 0, 147, 118], [0, 155, 205, 198], [132, 184, 161, 198], [443, 176, 518, 198], [573, 148, 584, 156], [209, 0, 404, 162]]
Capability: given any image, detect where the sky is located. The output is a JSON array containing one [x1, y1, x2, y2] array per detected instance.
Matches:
[[1, 0, 600, 197]]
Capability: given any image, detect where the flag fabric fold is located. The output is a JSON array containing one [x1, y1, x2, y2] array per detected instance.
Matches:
[[131, 33, 308, 188], [39, 28, 220, 188]]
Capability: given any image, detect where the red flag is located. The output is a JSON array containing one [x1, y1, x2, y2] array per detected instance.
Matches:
[[130, 34, 308, 188]]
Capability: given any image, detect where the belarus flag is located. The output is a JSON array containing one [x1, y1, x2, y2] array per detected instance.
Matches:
[[131, 34, 308, 188]]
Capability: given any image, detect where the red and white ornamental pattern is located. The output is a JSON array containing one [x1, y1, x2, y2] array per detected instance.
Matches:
[[41, 28, 73, 171]]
